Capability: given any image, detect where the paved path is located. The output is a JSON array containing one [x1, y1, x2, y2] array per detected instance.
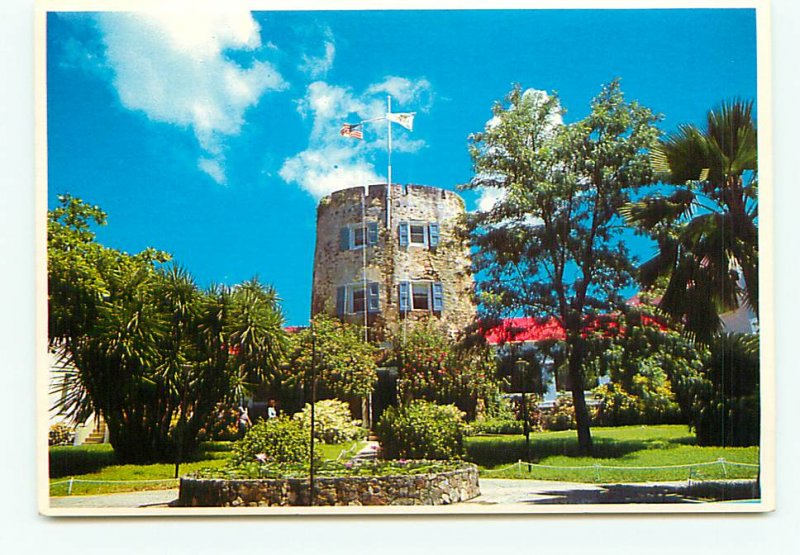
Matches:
[[466, 479, 694, 505], [48, 478, 756, 510], [50, 488, 179, 509]]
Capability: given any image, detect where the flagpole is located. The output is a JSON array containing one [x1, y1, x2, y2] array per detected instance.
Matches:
[[386, 95, 392, 228]]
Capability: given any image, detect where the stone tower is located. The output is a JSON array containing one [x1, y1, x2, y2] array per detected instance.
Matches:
[[311, 184, 475, 342]]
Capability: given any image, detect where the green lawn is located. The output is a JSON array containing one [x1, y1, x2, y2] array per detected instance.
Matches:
[[50, 439, 365, 497], [466, 425, 759, 483]]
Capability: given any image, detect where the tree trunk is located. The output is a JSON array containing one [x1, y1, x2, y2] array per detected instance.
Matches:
[[567, 336, 593, 456]]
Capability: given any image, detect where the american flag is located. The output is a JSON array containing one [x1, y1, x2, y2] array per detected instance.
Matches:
[[339, 123, 363, 140]]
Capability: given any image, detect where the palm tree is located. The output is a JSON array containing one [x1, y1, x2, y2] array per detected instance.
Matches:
[[623, 100, 758, 343]]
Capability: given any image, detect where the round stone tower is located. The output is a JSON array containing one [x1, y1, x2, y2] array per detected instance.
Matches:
[[311, 183, 475, 341]]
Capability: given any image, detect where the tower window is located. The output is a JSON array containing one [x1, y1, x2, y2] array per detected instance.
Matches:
[[398, 221, 440, 248], [336, 282, 381, 316], [412, 282, 430, 310], [352, 226, 366, 248], [398, 281, 444, 313], [352, 286, 366, 313], [339, 221, 378, 251], [409, 223, 427, 245]]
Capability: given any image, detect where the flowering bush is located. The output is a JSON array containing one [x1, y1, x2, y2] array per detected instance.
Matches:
[[293, 399, 365, 444], [232, 416, 310, 465], [539, 395, 600, 431], [394, 323, 499, 419], [376, 400, 467, 460], [197, 404, 240, 442], [49, 422, 74, 446]]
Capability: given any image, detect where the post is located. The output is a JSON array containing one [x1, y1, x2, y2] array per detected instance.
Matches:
[[174, 365, 190, 479], [309, 321, 317, 506], [516, 359, 532, 471]]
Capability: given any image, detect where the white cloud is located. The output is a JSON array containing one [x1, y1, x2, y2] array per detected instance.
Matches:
[[95, 11, 287, 184], [367, 76, 433, 110], [198, 157, 226, 185], [299, 36, 335, 79], [476, 186, 506, 212], [281, 76, 432, 199]]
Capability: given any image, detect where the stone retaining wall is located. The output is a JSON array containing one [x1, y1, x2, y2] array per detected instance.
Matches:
[[177, 464, 480, 507]]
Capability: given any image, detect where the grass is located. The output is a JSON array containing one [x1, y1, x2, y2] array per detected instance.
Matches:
[[466, 425, 759, 483], [50, 439, 366, 497]]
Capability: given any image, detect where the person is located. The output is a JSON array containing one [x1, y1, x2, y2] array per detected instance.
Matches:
[[237, 405, 252, 437], [267, 399, 277, 419]]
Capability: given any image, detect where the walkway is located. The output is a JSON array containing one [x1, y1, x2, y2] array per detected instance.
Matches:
[[47, 478, 756, 509], [50, 488, 178, 509]]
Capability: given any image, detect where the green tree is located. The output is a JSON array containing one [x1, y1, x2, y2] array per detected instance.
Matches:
[[586, 307, 706, 426], [623, 100, 758, 342], [462, 81, 661, 454], [690, 333, 759, 446], [286, 314, 378, 400], [49, 196, 288, 462]]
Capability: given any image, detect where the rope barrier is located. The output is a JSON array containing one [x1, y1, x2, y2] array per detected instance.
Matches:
[[51, 478, 178, 486], [482, 458, 758, 473]]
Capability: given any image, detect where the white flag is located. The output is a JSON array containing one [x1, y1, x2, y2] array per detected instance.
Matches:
[[386, 112, 415, 131]]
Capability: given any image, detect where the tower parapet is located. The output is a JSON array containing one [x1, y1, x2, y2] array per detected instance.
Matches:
[[311, 184, 475, 340]]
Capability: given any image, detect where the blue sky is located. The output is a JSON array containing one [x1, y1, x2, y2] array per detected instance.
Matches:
[[47, 9, 757, 325]]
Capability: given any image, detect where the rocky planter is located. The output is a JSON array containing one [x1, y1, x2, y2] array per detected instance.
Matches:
[[177, 463, 480, 507]]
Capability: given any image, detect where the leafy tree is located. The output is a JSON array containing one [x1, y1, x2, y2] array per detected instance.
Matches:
[[393, 322, 498, 419], [286, 314, 378, 400], [623, 100, 758, 343], [690, 333, 760, 446], [587, 308, 706, 426], [49, 195, 288, 462], [462, 81, 661, 454]]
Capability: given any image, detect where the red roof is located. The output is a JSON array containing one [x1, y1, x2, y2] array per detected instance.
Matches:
[[483, 317, 566, 345], [482, 314, 667, 345]]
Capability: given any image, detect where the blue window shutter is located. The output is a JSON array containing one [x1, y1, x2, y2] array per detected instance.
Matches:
[[367, 221, 378, 245], [336, 286, 346, 316], [398, 281, 410, 313], [428, 222, 440, 248], [339, 227, 350, 251], [368, 282, 380, 313], [398, 221, 409, 247], [432, 282, 444, 312]]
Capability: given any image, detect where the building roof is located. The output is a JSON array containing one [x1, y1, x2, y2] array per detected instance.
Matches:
[[482, 313, 667, 345], [482, 317, 566, 345]]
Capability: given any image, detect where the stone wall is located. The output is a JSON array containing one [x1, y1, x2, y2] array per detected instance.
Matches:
[[311, 184, 475, 341], [177, 464, 480, 507]]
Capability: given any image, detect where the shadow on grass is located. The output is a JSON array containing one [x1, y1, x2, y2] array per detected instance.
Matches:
[[466, 434, 689, 467], [49, 441, 234, 478]]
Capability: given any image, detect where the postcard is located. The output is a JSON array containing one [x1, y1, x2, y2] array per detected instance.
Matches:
[[36, 0, 774, 516]]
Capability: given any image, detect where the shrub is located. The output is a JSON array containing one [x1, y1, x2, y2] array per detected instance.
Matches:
[[538, 395, 599, 431], [541, 396, 577, 431], [197, 404, 239, 442], [49, 445, 117, 478], [49, 422, 75, 446], [232, 416, 310, 465], [376, 400, 467, 460], [593, 381, 683, 427], [468, 417, 523, 435], [293, 399, 365, 444], [691, 333, 760, 446]]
